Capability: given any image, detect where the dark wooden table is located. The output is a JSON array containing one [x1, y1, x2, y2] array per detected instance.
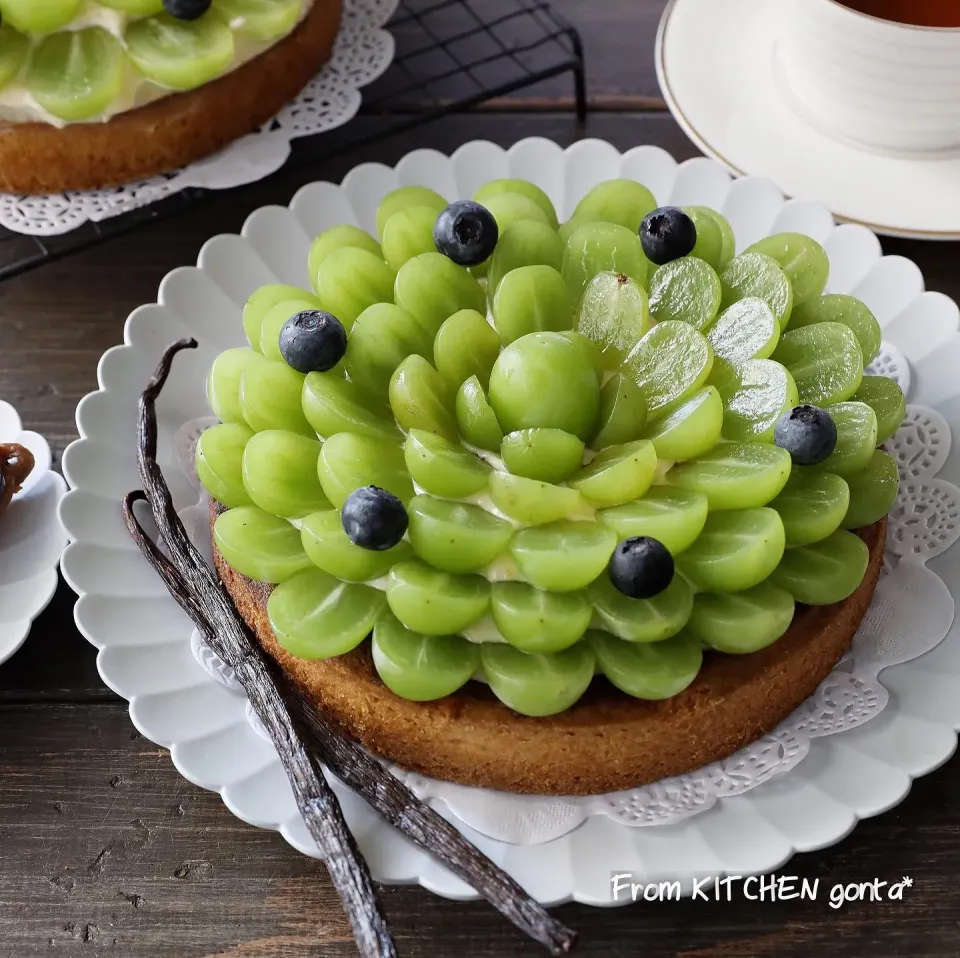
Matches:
[[3, 2, 960, 955]]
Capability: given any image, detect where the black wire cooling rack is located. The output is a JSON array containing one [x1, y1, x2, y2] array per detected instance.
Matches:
[[0, 0, 585, 283]]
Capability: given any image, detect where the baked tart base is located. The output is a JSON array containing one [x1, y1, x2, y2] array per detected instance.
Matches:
[[213, 512, 886, 797]]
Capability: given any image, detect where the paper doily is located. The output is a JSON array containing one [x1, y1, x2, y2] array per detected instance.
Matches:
[[0, 0, 397, 237], [180, 343, 959, 846]]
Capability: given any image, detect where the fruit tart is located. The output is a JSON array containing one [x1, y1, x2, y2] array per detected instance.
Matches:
[[198, 177, 905, 795], [0, 441, 34, 518], [0, 0, 342, 194]]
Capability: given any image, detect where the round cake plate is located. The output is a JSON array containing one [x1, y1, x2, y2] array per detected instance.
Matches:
[[655, 0, 960, 240], [59, 138, 960, 906], [0, 401, 67, 665]]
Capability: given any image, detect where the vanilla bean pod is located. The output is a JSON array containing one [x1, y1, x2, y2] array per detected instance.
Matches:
[[131, 341, 396, 958]]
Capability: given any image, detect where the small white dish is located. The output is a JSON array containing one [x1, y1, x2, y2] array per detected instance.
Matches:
[[0, 401, 67, 665], [656, 0, 960, 239]]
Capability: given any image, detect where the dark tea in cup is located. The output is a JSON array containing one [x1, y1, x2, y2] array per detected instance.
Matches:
[[839, 1, 960, 27]]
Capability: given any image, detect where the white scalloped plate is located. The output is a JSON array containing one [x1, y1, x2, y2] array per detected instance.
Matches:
[[59, 139, 960, 906], [0, 401, 67, 665]]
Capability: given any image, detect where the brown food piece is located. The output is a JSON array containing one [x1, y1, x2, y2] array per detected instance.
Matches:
[[0, 0, 343, 194], [211, 496, 886, 796], [0, 443, 35, 519]]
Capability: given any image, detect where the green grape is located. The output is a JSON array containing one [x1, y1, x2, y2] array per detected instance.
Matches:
[[404, 430, 490, 498], [640, 386, 722, 461], [768, 530, 870, 605], [316, 432, 413, 508], [815, 401, 878, 476], [26, 27, 125, 122], [686, 582, 795, 653], [302, 370, 400, 442], [648, 258, 722, 332], [0, 0, 81, 32], [490, 582, 592, 653], [677, 508, 786, 593], [489, 472, 585, 525], [500, 428, 585, 483], [344, 302, 434, 399], [386, 560, 489, 634], [314, 247, 395, 330], [214, 506, 311, 583], [456, 376, 503, 451], [707, 298, 780, 362], [375, 185, 447, 239], [487, 220, 564, 294], [301, 510, 412, 581], [569, 439, 658, 507], [471, 192, 551, 277], [433, 309, 501, 392], [686, 206, 736, 270], [622, 320, 714, 421], [589, 573, 693, 642], [576, 272, 652, 370], [240, 360, 313, 437], [267, 568, 385, 659], [682, 206, 725, 271], [259, 298, 319, 361], [389, 354, 457, 440], [243, 283, 319, 351], [562, 222, 649, 305], [852, 376, 906, 442], [589, 629, 702, 699], [492, 265, 573, 346], [372, 612, 479, 701], [712, 357, 799, 443], [773, 322, 863, 406], [240, 430, 328, 518], [771, 470, 850, 547], [474, 179, 559, 229], [591, 374, 648, 449], [473, 179, 557, 230], [666, 442, 791, 510], [0, 24, 29, 91], [720, 252, 794, 328], [509, 520, 617, 591], [394, 252, 486, 337], [842, 450, 899, 529], [556, 329, 605, 379], [196, 423, 253, 509], [207, 347, 267, 424], [597, 486, 708, 555], [407, 496, 513, 574], [572, 179, 658, 234], [212, 0, 301, 41], [381, 206, 439, 272], [488, 332, 600, 441], [790, 293, 882, 364], [125, 14, 234, 91], [480, 642, 596, 717], [308, 225, 382, 289], [745, 233, 830, 308]]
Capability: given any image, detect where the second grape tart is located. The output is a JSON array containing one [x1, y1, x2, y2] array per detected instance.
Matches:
[[199, 174, 903, 795]]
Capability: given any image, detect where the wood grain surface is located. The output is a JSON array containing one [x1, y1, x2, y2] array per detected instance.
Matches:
[[1, 1, 959, 955]]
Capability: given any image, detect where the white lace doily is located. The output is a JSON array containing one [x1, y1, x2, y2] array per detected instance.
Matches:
[[0, 0, 397, 237], [177, 343, 959, 846]]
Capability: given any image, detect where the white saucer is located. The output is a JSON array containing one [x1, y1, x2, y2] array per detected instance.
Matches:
[[656, 0, 960, 239]]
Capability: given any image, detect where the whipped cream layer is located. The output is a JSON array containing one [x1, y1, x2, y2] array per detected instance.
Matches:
[[0, 0, 315, 128]]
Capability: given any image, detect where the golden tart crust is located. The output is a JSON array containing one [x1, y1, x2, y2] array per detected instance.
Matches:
[[0, 0, 343, 194], [212, 502, 886, 797]]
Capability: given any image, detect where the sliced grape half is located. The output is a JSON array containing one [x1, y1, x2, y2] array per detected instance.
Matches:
[[407, 496, 513, 574], [509, 520, 616, 591], [686, 582, 795, 654], [301, 510, 412, 582], [589, 629, 702, 699], [597, 486, 709, 555], [589, 573, 693, 642], [773, 322, 863, 407], [214, 506, 311, 583], [768, 530, 870, 605], [490, 582, 592, 653], [316, 432, 413, 508], [842, 450, 899, 530], [771, 470, 850, 547], [648, 257, 722, 332], [403, 430, 490, 499], [386, 560, 490, 635]]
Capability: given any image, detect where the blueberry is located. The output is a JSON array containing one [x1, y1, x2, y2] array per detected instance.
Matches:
[[278, 310, 347, 374], [341, 486, 408, 551], [639, 206, 697, 266], [433, 201, 499, 267], [609, 536, 674, 600], [774, 404, 837, 465], [163, 0, 213, 18]]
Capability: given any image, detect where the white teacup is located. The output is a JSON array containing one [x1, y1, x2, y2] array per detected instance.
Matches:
[[774, 0, 960, 156]]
